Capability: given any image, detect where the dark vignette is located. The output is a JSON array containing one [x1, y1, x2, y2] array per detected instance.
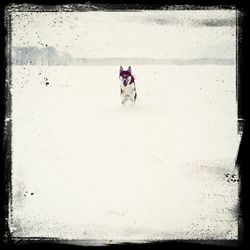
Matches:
[[1, 0, 13, 247], [1, 0, 248, 249]]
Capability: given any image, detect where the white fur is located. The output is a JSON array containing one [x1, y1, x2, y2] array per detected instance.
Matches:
[[120, 82, 136, 104]]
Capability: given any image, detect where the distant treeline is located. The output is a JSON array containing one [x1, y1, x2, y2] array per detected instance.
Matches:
[[83, 58, 235, 65], [11, 46, 87, 66], [11, 46, 235, 66]]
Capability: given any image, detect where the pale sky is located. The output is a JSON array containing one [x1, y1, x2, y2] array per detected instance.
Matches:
[[11, 10, 236, 59]]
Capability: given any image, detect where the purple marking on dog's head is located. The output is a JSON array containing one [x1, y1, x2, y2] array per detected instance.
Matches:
[[120, 66, 132, 86]]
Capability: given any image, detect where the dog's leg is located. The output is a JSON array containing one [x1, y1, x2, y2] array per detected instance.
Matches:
[[121, 95, 127, 105], [123, 95, 130, 105], [134, 91, 137, 102], [121, 96, 125, 105], [130, 90, 137, 103], [120, 88, 125, 105]]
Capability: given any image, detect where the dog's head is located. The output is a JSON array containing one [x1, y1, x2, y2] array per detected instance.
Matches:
[[119, 66, 132, 86]]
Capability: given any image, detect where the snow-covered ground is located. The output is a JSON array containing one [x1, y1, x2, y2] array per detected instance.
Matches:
[[10, 65, 239, 241]]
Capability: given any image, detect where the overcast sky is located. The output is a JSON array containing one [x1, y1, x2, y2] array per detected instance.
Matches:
[[11, 10, 236, 59]]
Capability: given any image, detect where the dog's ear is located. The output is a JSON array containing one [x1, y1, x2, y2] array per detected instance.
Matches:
[[120, 66, 123, 73], [128, 66, 132, 73]]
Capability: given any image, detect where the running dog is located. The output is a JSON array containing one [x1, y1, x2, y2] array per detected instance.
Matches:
[[119, 66, 137, 105]]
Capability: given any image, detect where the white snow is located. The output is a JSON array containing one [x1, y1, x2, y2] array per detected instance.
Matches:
[[10, 65, 239, 241]]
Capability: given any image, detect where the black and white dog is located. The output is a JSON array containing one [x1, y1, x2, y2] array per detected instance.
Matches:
[[119, 66, 137, 105]]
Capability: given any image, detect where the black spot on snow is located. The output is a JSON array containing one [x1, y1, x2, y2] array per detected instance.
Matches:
[[225, 173, 239, 183], [45, 82, 50, 86], [31, 192, 34, 195]]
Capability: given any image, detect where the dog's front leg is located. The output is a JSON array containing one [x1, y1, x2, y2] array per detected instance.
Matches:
[[120, 88, 126, 105]]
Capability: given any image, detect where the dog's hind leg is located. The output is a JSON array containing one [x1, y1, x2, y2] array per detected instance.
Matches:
[[131, 91, 137, 103], [134, 92, 137, 102]]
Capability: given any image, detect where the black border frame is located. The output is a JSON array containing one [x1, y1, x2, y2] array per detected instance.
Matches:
[[1, 0, 248, 249]]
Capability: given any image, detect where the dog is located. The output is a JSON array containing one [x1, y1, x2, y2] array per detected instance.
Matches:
[[119, 66, 137, 105]]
